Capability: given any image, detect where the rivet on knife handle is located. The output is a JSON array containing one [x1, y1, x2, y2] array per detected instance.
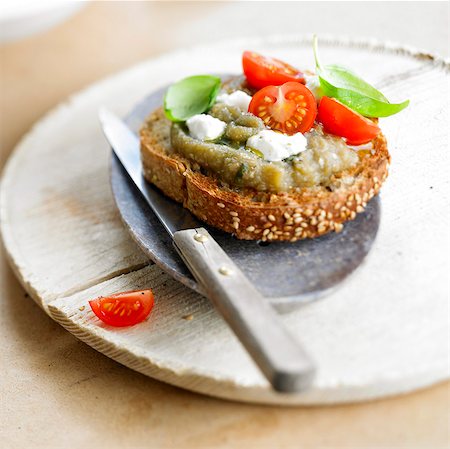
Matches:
[[173, 227, 316, 392]]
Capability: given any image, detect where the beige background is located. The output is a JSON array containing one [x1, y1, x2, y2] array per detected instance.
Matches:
[[1, 2, 449, 448]]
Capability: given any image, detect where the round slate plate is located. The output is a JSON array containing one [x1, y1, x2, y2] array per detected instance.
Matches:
[[111, 83, 381, 309]]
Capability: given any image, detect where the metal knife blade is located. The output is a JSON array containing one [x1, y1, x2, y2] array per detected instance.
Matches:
[[98, 107, 201, 236]]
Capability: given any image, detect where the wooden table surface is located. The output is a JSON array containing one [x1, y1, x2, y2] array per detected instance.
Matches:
[[1, 2, 448, 448]]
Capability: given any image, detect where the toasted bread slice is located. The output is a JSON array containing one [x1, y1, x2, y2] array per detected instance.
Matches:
[[140, 107, 389, 242]]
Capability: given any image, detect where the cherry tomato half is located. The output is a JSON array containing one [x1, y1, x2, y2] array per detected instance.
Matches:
[[249, 82, 317, 134], [317, 97, 380, 145], [89, 290, 154, 327], [243, 51, 305, 89]]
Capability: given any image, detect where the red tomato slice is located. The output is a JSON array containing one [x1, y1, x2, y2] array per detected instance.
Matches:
[[248, 82, 317, 134], [317, 97, 380, 145], [243, 51, 305, 89], [89, 290, 154, 327]]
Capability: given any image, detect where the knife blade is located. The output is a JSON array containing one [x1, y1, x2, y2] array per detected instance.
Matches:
[[99, 107, 316, 393], [99, 107, 201, 236]]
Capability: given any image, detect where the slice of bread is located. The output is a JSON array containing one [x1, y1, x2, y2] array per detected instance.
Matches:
[[140, 106, 390, 242]]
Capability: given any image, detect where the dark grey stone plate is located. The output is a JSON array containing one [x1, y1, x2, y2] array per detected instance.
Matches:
[[110, 82, 380, 310]]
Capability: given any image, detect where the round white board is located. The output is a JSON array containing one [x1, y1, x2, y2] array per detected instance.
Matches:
[[1, 35, 449, 405]]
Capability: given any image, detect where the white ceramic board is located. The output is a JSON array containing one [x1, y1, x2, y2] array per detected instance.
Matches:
[[1, 35, 449, 405]]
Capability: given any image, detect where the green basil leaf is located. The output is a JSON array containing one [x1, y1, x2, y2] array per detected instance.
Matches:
[[319, 64, 388, 102], [313, 36, 409, 117], [319, 76, 410, 117], [164, 75, 221, 122]]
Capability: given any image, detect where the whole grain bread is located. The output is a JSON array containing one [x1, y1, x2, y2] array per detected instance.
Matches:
[[140, 107, 390, 242]]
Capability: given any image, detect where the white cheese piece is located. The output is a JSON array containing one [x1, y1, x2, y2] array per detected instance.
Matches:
[[304, 74, 323, 102], [246, 130, 307, 162], [186, 114, 226, 141], [216, 90, 252, 111]]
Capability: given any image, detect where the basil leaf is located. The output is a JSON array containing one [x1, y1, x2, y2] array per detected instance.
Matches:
[[313, 36, 409, 117], [319, 64, 388, 102], [319, 76, 410, 117], [164, 75, 221, 122]]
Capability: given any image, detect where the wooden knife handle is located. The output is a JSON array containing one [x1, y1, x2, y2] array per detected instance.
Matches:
[[173, 227, 316, 392]]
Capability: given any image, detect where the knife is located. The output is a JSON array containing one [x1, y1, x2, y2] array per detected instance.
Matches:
[[99, 108, 316, 392]]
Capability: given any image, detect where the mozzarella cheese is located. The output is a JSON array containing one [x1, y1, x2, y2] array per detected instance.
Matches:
[[216, 90, 252, 111], [186, 114, 226, 141], [304, 74, 323, 102], [246, 130, 307, 162]]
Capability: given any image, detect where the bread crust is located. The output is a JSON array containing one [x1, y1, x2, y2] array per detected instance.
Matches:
[[140, 108, 390, 241]]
